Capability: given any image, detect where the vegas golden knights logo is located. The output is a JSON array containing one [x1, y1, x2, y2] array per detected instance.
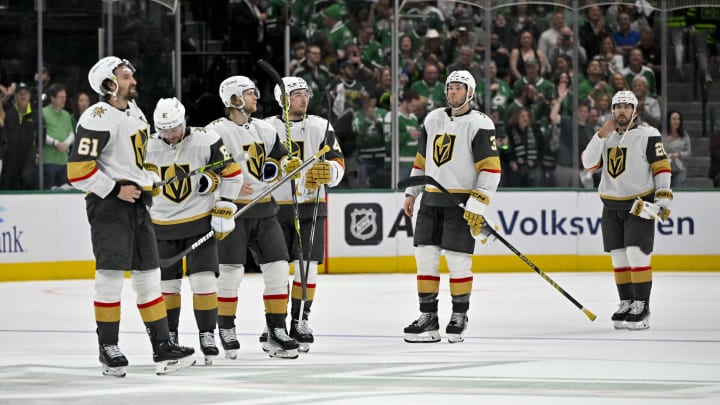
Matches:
[[130, 128, 148, 169], [433, 133, 456, 167], [162, 164, 191, 203], [245, 142, 267, 181], [607, 146, 627, 178], [284, 140, 304, 161]]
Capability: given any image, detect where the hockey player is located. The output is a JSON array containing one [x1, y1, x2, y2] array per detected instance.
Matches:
[[581, 90, 672, 330], [402, 70, 502, 343], [206, 75, 302, 359], [67, 57, 195, 376], [145, 97, 243, 365], [263, 76, 345, 352]]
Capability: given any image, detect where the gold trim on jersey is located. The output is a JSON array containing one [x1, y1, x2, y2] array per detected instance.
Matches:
[[235, 196, 272, 204], [276, 197, 327, 205], [412, 153, 426, 170], [432, 133, 456, 167], [424, 186, 471, 194], [67, 160, 97, 181], [651, 159, 671, 176], [606, 146, 628, 178], [475, 156, 502, 173], [152, 211, 210, 225], [599, 189, 654, 201]]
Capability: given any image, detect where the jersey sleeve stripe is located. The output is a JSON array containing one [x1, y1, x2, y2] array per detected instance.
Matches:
[[412, 153, 426, 170], [651, 159, 671, 176], [475, 156, 502, 173], [67, 161, 98, 182]]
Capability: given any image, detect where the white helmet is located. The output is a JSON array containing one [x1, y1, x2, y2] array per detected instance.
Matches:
[[611, 90, 638, 115], [153, 97, 186, 132], [219, 75, 259, 109], [445, 70, 476, 107], [274, 76, 313, 108], [88, 56, 135, 96]]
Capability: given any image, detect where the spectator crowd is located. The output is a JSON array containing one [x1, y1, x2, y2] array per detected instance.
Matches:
[[2, 1, 720, 190]]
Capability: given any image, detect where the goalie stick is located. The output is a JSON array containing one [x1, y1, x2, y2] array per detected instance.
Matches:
[[398, 175, 597, 322], [158, 145, 331, 267]]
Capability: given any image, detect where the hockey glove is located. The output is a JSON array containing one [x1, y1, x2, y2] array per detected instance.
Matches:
[[654, 189, 673, 221], [282, 157, 302, 180], [211, 201, 237, 240], [305, 161, 335, 190], [630, 198, 662, 221], [463, 189, 490, 237], [197, 171, 221, 195], [477, 218, 499, 245]]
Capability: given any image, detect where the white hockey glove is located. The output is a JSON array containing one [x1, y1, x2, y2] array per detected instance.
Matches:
[[211, 201, 237, 240], [629, 198, 662, 221], [463, 189, 490, 237], [197, 171, 221, 195], [305, 161, 336, 191], [282, 157, 302, 180], [654, 189, 673, 221]]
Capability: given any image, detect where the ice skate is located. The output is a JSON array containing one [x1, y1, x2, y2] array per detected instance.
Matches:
[[218, 327, 240, 360], [266, 326, 299, 359], [403, 312, 440, 343], [99, 343, 128, 377], [259, 327, 270, 353], [611, 300, 632, 329], [199, 331, 219, 365], [624, 300, 650, 330], [290, 319, 314, 353], [445, 312, 468, 343], [153, 340, 196, 375]]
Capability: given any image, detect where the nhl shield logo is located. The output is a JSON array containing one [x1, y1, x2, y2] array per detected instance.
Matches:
[[345, 203, 383, 245], [433, 133, 456, 167], [607, 146, 627, 178]]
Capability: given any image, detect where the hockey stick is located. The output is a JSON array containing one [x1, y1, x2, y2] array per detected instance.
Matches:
[[152, 152, 249, 188], [302, 89, 334, 308], [158, 145, 331, 268], [398, 175, 597, 322], [257, 58, 310, 303]]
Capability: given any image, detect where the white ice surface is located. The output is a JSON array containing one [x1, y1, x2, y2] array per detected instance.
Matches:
[[0, 272, 718, 404]]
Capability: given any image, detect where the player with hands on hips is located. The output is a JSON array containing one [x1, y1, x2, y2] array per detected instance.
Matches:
[[206, 75, 300, 359], [265, 76, 345, 352], [67, 57, 196, 377], [581, 90, 671, 330], [402, 70, 501, 344], [145, 97, 243, 365]]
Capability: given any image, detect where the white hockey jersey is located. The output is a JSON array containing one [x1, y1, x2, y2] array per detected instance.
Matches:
[[264, 114, 345, 205], [145, 127, 243, 240], [409, 107, 502, 207], [582, 122, 671, 208], [206, 117, 289, 217], [68, 100, 153, 198]]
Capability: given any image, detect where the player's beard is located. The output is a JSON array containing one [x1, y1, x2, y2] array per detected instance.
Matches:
[[614, 113, 629, 127], [126, 86, 138, 101]]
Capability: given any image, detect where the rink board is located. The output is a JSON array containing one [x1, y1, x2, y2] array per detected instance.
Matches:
[[0, 191, 718, 280]]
